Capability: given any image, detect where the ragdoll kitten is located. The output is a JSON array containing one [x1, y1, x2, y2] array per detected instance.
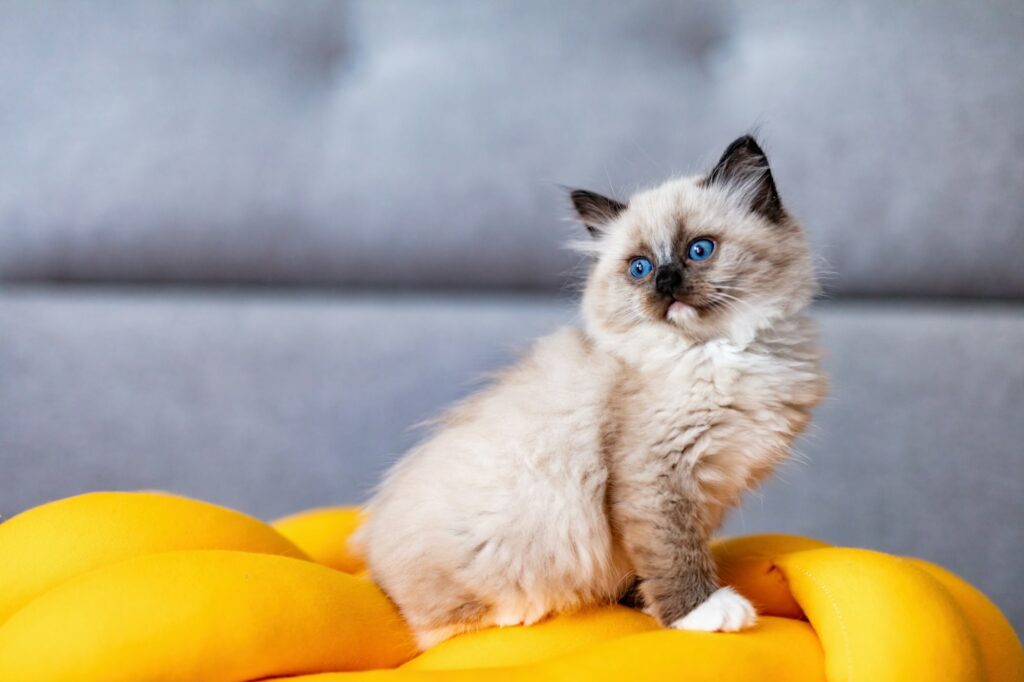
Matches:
[[352, 136, 827, 649]]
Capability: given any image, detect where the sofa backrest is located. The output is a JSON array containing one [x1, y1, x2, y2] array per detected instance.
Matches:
[[2, 0, 1022, 298]]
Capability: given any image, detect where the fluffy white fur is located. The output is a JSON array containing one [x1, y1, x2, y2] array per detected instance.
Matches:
[[669, 586, 757, 632], [352, 138, 827, 649]]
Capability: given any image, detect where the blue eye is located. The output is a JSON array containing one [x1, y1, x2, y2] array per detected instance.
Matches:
[[628, 257, 653, 280], [687, 238, 715, 261]]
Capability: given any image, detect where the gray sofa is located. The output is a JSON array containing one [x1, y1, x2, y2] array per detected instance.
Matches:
[[1, 1, 1022, 631]]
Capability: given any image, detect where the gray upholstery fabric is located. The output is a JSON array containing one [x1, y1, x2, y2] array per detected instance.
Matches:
[[2, 0, 1023, 297], [1, 0, 1021, 649], [1, 287, 1022, 629]]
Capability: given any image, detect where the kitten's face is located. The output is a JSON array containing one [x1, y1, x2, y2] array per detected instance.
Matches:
[[574, 137, 816, 345]]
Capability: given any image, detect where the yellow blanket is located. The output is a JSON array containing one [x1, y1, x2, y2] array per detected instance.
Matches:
[[0, 492, 1020, 681]]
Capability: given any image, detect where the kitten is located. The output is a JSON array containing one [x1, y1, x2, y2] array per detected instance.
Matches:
[[352, 136, 827, 649]]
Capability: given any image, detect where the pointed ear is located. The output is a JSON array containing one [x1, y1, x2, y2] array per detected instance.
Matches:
[[702, 135, 785, 223], [569, 189, 627, 236]]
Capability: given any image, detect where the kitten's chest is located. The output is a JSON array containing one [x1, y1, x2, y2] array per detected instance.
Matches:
[[617, 343, 782, 461], [648, 341, 755, 406]]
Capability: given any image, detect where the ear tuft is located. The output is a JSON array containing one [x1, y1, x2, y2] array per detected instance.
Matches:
[[702, 135, 785, 223], [570, 189, 626, 236]]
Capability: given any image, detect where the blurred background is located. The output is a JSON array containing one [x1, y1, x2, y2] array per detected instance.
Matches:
[[0, 1, 1022, 629]]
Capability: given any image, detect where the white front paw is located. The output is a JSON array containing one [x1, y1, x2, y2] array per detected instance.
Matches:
[[669, 586, 757, 632]]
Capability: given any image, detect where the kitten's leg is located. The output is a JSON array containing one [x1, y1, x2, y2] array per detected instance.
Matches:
[[402, 596, 494, 650], [613, 487, 756, 632], [375, 562, 496, 651]]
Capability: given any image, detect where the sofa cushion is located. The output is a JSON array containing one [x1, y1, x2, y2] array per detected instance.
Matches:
[[1, 1, 1022, 297], [1, 287, 1022, 629]]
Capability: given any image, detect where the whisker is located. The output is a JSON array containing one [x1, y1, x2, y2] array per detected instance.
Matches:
[[711, 290, 758, 315]]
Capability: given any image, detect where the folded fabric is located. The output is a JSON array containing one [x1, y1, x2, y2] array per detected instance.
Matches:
[[0, 492, 1019, 681]]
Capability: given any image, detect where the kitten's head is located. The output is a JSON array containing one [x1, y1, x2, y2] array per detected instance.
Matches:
[[572, 136, 816, 347]]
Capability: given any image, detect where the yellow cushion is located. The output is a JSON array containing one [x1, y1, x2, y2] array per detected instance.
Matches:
[[907, 558, 1024, 682], [0, 495, 1020, 682], [402, 605, 659, 671], [711, 534, 831, 619], [272, 506, 367, 573], [0, 491, 307, 625], [0, 550, 415, 682], [269, 617, 826, 682], [777, 547, 986, 681]]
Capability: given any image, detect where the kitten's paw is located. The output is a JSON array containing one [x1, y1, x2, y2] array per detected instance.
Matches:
[[669, 586, 757, 632]]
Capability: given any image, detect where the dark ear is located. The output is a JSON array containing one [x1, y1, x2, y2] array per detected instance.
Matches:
[[702, 135, 784, 223], [569, 189, 627, 236]]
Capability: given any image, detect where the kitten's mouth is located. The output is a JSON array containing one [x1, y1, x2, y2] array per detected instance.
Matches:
[[666, 300, 699, 324]]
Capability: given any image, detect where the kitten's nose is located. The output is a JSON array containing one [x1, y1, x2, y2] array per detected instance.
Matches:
[[654, 264, 683, 298]]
